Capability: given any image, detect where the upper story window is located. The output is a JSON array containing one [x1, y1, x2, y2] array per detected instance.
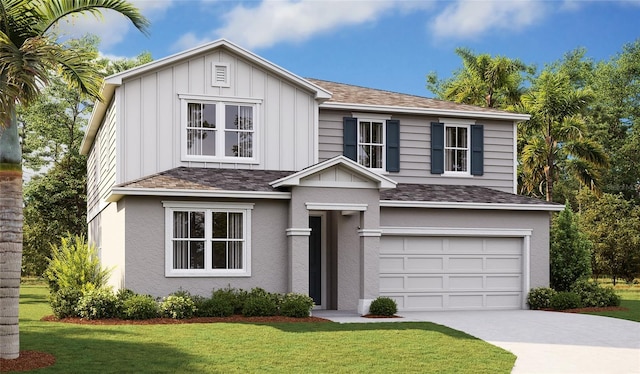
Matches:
[[431, 120, 484, 176], [343, 115, 400, 173], [180, 94, 259, 163], [358, 119, 385, 170], [445, 125, 469, 173], [163, 201, 253, 277]]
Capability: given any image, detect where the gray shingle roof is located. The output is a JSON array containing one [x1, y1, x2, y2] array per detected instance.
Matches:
[[381, 183, 555, 206], [307, 78, 513, 115], [119, 167, 556, 207]]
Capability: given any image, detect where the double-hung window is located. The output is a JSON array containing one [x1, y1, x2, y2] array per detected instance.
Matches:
[[164, 202, 253, 277], [358, 119, 385, 170], [445, 124, 469, 173], [181, 95, 259, 162]]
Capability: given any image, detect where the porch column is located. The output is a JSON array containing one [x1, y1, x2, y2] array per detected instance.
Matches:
[[357, 205, 381, 315], [286, 228, 311, 294]]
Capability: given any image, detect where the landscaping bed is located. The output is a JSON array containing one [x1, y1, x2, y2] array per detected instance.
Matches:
[[41, 314, 330, 324]]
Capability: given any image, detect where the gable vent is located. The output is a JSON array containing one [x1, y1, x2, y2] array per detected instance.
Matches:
[[212, 63, 230, 87]]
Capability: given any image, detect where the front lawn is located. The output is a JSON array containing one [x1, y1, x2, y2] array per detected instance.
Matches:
[[582, 280, 640, 322], [10, 284, 515, 373]]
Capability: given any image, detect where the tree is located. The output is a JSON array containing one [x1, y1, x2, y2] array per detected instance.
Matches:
[[579, 191, 640, 285], [550, 204, 592, 291], [519, 70, 608, 201], [426, 47, 533, 109], [0, 0, 148, 360]]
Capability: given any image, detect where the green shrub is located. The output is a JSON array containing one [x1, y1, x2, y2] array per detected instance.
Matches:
[[369, 297, 398, 316], [279, 293, 314, 318], [527, 287, 557, 310], [570, 280, 621, 307], [49, 287, 83, 319], [120, 294, 159, 320], [242, 288, 278, 317], [550, 206, 592, 291], [76, 287, 118, 319], [160, 295, 196, 319], [550, 291, 583, 310], [193, 294, 234, 317], [43, 234, 112, 294]]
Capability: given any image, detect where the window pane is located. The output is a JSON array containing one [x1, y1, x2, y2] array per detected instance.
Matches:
[[446, 127, 457, 147], [371, 122, 383, 144], [173, 241, 189, 269], [446, 149, 456, 171], [190, 241, 205, 269], [173, 212, 189, 238], [187, 129, 215, 156], [188, 103, 201, 128], [457, 127, 467, 148], [358, 145, 370, 167], [212, 242, 226, 269], [371, 145, 382, 169], [228, 242, 242, 269], [225, 105, 239, 129], [213, 212, 228, 238], [202, 104, 216, 128], [189, 212, 205, 238], [228, 213, 243, 239], [359, 121, 371, 143], [238, 106, 253, 130], [457, 150, 468, 172]]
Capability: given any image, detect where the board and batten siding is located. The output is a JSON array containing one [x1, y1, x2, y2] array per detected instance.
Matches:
[[115, 49, 318, 184], [318, 110, 516, 193], [87, 98, 117, 219]]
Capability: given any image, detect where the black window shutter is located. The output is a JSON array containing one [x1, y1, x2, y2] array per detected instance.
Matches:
[[343, 117, 357, 161], [386, 119, 400, 172], [470, 124, 484, 176], [430, 122, 444, 174]]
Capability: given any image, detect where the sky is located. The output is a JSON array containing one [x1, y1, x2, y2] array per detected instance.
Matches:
[[58, 0, 640, 97]]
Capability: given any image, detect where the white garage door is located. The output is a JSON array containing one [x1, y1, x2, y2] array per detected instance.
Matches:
[[380, 236, 524, 311]]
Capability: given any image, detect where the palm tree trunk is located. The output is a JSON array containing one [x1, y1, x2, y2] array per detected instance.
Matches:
[[0, 111, 23, 360]]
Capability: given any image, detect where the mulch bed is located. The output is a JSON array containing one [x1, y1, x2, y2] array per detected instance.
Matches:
[[40, 314, 331, 324], [558, 306, 629, 313], [362, 314, 401, 318], [1, 351, 56, 372]]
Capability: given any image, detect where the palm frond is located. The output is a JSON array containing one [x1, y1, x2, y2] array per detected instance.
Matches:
[[564, 139, 609, 168]]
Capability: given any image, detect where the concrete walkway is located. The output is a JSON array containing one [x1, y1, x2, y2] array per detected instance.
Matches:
[[313, 310, 640, 373]]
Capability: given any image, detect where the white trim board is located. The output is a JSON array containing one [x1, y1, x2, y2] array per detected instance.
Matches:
[[380, 200, 564, 211], [381, 227, 533, 237], [108, 188, 291, 202]]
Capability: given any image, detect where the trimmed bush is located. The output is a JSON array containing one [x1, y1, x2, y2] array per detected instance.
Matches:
[[160, 295, 196, 319], [280, 293, 314, 318], [242, 288, 278, 317], [527, 287, 557, 310], [76, 287, 118, 319], [550, 291, 583, 311], [49, 287, 83, 319], [120, 294, 159, 320], [195, 296, 234, 317], [369, 297, 398, 316], [570, 280, 621, 307]]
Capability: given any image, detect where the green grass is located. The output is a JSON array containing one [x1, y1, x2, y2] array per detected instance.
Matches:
[[582, 279, 640, 322], [12, 284, 516, 373]]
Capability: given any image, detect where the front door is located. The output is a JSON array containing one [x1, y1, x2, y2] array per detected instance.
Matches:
[[309, 216, 322, 306]]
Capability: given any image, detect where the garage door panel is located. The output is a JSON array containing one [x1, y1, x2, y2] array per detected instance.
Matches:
[[380, 235, 524, 311]]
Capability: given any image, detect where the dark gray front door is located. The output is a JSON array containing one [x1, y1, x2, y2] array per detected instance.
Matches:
[[309, 216, 322, 305]]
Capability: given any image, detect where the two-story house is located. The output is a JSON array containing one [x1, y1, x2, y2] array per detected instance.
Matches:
[[80, 39, 562, 314]]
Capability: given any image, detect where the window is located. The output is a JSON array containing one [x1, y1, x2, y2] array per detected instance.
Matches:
[[445, 125, 469, 173], [181, 95, 258, 162], [344, 116, 400, 172], [164, 202, 253, 277], [358, 119, 385, 169]]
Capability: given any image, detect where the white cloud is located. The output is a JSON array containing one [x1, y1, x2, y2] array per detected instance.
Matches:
[[207, 0, 432, 49], [171, 32, 211, 52], [430, 0, 547, 40], [54, 0, 174, 49]]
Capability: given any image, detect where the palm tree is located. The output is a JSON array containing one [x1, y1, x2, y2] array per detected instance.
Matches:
[[0, 0, 148, 360], [427, 47, 533, 109], [519, 70, 608, 201]]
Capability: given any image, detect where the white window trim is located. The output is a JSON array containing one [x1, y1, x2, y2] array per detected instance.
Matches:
[[179, 94, 261, 164], [163, 201, 253, 277], [443, 123, 471, 176], [356, 117, 388, 172]]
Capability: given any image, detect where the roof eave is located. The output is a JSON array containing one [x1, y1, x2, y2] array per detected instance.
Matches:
[[320, 102, 531, 121], [107, 187, 292, 203], [80, 82, 117, 155], [380, 200, 564, 211]]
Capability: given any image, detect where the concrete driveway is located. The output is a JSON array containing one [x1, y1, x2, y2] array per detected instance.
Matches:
[[314, 310, 640, 373]]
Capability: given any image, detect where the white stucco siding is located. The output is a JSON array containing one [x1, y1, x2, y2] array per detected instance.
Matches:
[[318, 110, 516, 193], [100, 202, 126, 290], [116, 48, 318, 184], [121, 196, 290, 297], [380, 208, 551, 289]]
